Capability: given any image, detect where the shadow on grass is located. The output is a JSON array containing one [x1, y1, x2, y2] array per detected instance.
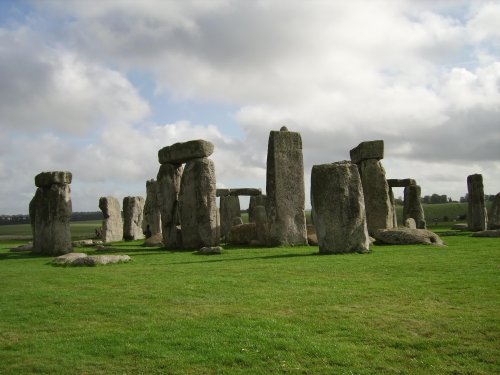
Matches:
[[171, 251, 319, 265]]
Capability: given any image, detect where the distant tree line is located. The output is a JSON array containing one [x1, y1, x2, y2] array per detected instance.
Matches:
[[459, 193, 496, 203], [0, 212, 103, 225]]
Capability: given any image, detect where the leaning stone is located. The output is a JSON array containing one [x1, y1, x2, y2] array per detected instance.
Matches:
[[157, 163, 183, 249], [179, 157, 219, 249], [311, 161, 370, 254], [403, 185, 426, 229], [488, 193, 500, 229], [471, 230, 500, 237], [229, 188, 262, 196], [30, 172, 72, 256], [358, 159, 395, 235], [158, 139, 214, 165], [228, 223, 257, 245], [216, 188, 231, 197], [374, 228, 444, 246], [195, 246, 223, 255], [99, 196, 123, 242], [266, 128, 307, 246], [10, 242, 33, 252], [123, 196, 145, 240], [350, 140, 384, 164], [249, 194, 267, 223], [467, 174, 488, 231], [35, 171, 72, 188], [387, 178, 417, 188], [404, 218, 417, 229], [219, 195, 241, 239]]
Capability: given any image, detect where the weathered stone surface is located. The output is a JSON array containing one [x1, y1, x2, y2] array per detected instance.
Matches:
[[403, 185, 426, 229], [374, 228, 444, 246], [266, 129, 307, 246], [10, 242, 33, 252], [387, 178, 416, 188], [142, 179, 162, 237], [306, 225, 318, 246], [53, 253, 131, 266], [122, 196, 145, 240], [30, 173, 72, 256], [232, 217, 243, 226], [254, 205, 268, 245], [488, 193, 500, 229], [311, 162, 370, 254], [195, 246, 223, 255], [157, 163, 183, 249], [143, 232, 164, 247], [350, 140, 384, 164], [471, 229, 500, 237], [228, 223, 257, 245], [179, 157, 219, 249], [158, 140, 214, 165], [35, 171, 72, 188], [358, 159, 395, 235], [216, 188, 231, 197], [229, 188, 262, 196], [467, 174, 488, 231], [249, 194, 267, 223], [388, 187, 398, 228], [404, 218, 417, 229], [452, 223, 468, 230], [72, 239, 103, 247], [220, 195, 241, 239], [98, 196, 123, 243]]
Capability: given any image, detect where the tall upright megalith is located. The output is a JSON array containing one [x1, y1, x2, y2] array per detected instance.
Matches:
[[249, 194, 267, 223], [488, 192, 500, 229], [219, 195, 241, 239], [467, 174, 488, 231], [143, 179, 162, 237], [265, 126, 307, 246], [311, 162, 370, 254], [98, 196, 123, 242], [158, 139, 219, 249], [350, 140, 394, 235], [123, 196, 145, 240], [403, 184, 426, 229], [29, 171, 73, 255], [157, 163, 183, 248]]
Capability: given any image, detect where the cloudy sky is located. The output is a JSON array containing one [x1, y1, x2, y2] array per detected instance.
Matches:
[[1, 0, 499, 214]]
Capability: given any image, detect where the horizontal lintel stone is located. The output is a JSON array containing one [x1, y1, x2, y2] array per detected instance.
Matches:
[[158, 139, 214, 165], [350, 140, 384, 164], [35, 171, 72, 187]]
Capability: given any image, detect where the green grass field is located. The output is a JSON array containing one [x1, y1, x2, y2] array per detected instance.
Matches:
[[0, 229, 499, 374]]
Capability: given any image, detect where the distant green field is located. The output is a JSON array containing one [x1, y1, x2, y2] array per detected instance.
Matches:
[[0, 220, 101, 240]]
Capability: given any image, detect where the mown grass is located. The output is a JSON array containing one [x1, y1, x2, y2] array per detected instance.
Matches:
[[0, 234, 498, 374]]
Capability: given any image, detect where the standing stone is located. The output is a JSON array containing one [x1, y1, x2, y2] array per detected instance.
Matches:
[[157, 163, 183, 249], [98, 196, 123, 242], [467, 174, 488, 231], [123, 196, 145, 240], [266, 127, 307, 246], [311, 162, 370, 254], [142, 179, 162, 237], [388, 187, 398, 228], [254, 205, 268, 245], [357, 159, 394, 235], [403, 185, 426, 229], [489, 193, 500, 229], [178, 157, 219, 249], [220, 195, 241, 239], [248, 194, 267, 223], [29, 171, 72, 256]]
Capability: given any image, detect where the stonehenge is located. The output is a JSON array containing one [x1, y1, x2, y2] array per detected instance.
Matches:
[[311, 161, 370, 254], [489, 193, 500, 230], [123, 196, 145, 240], [265, 127, 308, 246], [29, 171, 73, 256], [467, 174, 488, 231], [158, 140, 219, 249], [98, 196, 123, 242], [350, 140, 394, 235], [403, 185, 426, 229], [142, 179, 162, 238]]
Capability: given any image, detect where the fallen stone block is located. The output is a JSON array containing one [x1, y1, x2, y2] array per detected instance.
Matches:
[[374, 228, 444, 246]]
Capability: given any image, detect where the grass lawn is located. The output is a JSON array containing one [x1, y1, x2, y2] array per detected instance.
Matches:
[[0, 233, 499, 374]]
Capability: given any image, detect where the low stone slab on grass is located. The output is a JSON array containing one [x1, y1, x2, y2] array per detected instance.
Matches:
[[194, 246, 223, 255], [471, 230, 500, 237], [52, 253, 131, 266], [10, 242, 33, 252], [374, 228, 444, 246], [143, 233, 164, 247], [72, 239, 104, 247], [452, 223, 468, 231]]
